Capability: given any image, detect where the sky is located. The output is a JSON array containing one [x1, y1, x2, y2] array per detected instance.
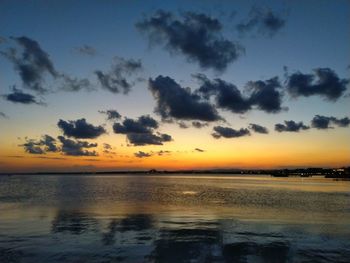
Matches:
[[0, 0, 349, 173]]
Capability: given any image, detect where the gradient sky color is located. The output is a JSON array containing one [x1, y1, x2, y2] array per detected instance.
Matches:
[[0, 0, 349, 173]]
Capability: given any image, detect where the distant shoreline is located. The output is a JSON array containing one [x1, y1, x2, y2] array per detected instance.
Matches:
[[1, 167, 349, 178]]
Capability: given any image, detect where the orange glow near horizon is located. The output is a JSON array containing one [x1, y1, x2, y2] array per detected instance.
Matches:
[[1, 126, 349, 173]]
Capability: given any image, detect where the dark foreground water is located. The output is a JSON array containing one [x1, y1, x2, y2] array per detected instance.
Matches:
[[0, 174, 349, 263]]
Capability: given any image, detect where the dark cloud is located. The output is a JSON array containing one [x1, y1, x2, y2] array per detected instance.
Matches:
[[20, 135, 58, 154], [311, 115, 350, 129], [0, 112, 9, 119], [237, 7, 286, 37], [103, 143, 116, 155], [58, 118, 106, 139], [246, 77, 284, 113], [249, 123, 269, 134], [113, 115, 172, 146], [74, 45, 97, 56], [136, 10, 243, 71], [195, 148, 205, 152], [113, 115, 159, 134], [212, 126, 250, 138], [192, 121, 208, 128], [195, 74, 251, 114], [134, 151, 152, 158], [59, 74, 93, 92], [195, 74, 284, 114], [21, 139, 45, 154], [58, 136, 98, 156], [3, 87, 44, 105], [157, 150, 171, 156], [1, 36, 58, 93], [286, 68, 348, 101], [99, 109, 122, 121], [95, 57, 142, 94], [126, 132, 172, 146], [40, 135, 59, 152], [275, 120, 310, 132], [149, 75, 221, 122], [178, 121, 189, 129]]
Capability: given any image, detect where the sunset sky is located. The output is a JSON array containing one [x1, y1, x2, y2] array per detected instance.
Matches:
[[0, 0, 349, 173]]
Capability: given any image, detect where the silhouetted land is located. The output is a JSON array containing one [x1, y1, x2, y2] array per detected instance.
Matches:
[[1, 167, 349, 178]]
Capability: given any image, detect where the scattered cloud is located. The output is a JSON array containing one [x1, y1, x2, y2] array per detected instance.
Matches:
[[178, 121, 189, 129], [1, 36, 58, 93], [195, 148, 205, 152], [192, 121, 208, 128], [58, 136, 98, 156], [113, 115, 172, 146], [19, 135, 58, 154], [74, 45, 97, 56], [0, 112, 9, 119], [95, 56, 142, 94], [237, 7, 286, 37], [103, 143, 116, 155], [136, 10, 243, 71], [2, 87, 44, 105], [246, 77, 284, 113], [286, 68, 348, 101], [195, 74, 284, 114], [99, 109, 122, 121], [275, 120, 309, 132], [249, 123, 269, 134], [59, 74, 93, 92], [311, 115, 350, 129], [212, 126, 250, 138], [58, 118, 106, 139], [134, 151, 152, 158], [149, 75, 221, 122]]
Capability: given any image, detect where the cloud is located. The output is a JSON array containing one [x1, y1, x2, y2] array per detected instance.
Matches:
[[178, 121, 189, 129], [95, 57, 142, 94], [156, 150, 171, 156], [2, 87, 44, 105], [286, 68, 348, 101], [126, 132, 172, 146], [20, 135, 58, 154], [149, 75, 221, 122], [237, 7, 286, 37], [59, 74, 93, 92], [58, 136, 98, 156], [136, 10, 243, 71], [74, 45, 97, 56], [40, 135, 59, 152], [195, 74, 284, 114], [103, 143, 116, 155], [134, 151, 152, 158], [212, 126, 250, 138], [0, 112, 9, 119], [113, 115, 159, 134], [99, 109, 122, 121], [192, 121, 208, 128], [246, 77, 284, 113], [195, 148, 205, 152], [249, 123, 269, 134], [21, 140, 45, 154], [1, 36, 58, 93], [58, 118, 106, 139], [275, 120, 310, 132], [311, 115, 350, 129], [113, 115, 172, 146]]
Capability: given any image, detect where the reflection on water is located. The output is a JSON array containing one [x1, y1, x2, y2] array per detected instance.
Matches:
[[0, 175, 349, 262]]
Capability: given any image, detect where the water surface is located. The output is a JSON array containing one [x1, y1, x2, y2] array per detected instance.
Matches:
[[0, 174, 349, 262]]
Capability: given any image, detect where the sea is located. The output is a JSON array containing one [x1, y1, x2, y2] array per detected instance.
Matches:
[[0, 174, 349, 262]]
